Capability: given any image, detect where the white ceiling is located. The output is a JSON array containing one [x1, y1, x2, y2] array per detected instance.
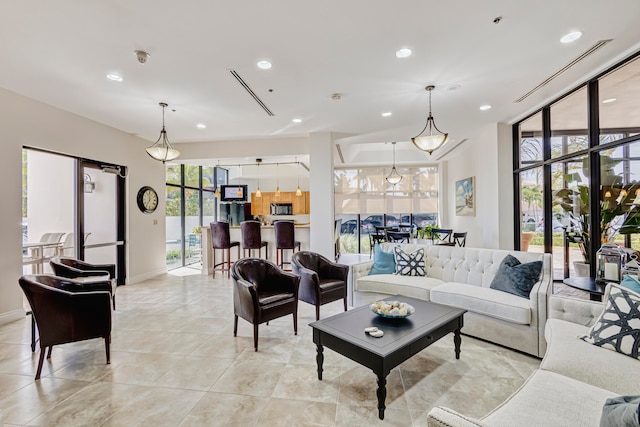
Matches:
[[2, 1, 640, 166]]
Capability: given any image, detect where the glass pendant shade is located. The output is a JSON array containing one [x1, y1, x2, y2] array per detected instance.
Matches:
[[275, 186, 281, 197], [411, 86, 449, 155], [296, 186, 302, 196], [385, 141, 403, 185], [146, 103, 181, 163]]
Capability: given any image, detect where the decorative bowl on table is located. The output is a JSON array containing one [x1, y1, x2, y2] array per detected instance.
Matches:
[[370, 300, 415, 318]]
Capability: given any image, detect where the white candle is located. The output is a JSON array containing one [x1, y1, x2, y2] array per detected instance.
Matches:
[[604, 262, 618, 281]]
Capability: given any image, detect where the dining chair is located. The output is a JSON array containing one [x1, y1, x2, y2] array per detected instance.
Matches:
[[452, 232, 467, 247], [387, 231, 411, 243], [431, 229, 453, 245], [210, 221, 241, 278]]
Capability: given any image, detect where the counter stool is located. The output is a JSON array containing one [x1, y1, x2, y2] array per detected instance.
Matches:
[[210, 221, 240, 278], [240, 220, 268, 259], [274, 221, 301, 271]]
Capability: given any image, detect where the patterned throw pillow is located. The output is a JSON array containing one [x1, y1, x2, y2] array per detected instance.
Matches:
[[580, 283, 640, 359], [394, 247, 425, 276]]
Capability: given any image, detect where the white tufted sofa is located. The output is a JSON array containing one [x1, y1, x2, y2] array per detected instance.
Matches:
[[352, 243, 553, 357]]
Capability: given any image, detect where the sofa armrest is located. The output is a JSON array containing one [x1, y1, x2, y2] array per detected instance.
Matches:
[[427, 407, 486, 427], [548, 295, 603, 326], [351, 261, 374, 289]]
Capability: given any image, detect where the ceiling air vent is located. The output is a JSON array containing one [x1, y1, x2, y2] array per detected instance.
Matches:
[[513, 39, 613, 103], [228, 69, 275, 116], [335, 144, 345, 164]]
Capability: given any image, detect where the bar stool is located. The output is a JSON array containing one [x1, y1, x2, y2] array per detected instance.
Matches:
[[240, 220, 268, 259], [210, 221, 240, 278], [274, 221, 301, 270]]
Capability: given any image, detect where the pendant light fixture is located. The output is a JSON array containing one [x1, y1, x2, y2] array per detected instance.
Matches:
[[214, 161, 221, 197], [275, 163, 281, 197], [411, 85, 449, 154], [146, 102, 181, 163], [296, 158, 302, 196], [385, 142, 403, 185], [255, 159, 262, 197]]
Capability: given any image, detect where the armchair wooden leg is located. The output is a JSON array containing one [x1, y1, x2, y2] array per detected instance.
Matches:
[[253, 323, 259, 352], [343, 296, 348, 312], [46, 346, 53, 359], [293, 311, 298, 335], [105, 336, 111, 364], [315, 305, 320, 321], [233, 315, 238, 337], [35, 347, 46, 380], [227, 248, 231, 278]]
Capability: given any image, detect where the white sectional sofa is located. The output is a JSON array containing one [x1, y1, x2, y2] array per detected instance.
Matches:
[[426, 295, 640, 426], [352, 243, 553, 357]]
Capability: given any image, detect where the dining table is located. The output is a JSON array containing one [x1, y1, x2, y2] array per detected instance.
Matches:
[[22, 241, 62, 273]]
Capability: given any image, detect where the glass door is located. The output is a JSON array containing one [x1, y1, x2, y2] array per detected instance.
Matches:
[[79, 161, 126, 284]]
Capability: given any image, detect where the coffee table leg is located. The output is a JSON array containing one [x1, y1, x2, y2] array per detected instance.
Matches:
[[376, 374, 387, 420], [454, 328, 462, 359], [316, 344, 324, 380]]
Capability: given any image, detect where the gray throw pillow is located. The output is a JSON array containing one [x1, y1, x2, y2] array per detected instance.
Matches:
[[600, 395, 640, 427], [489, 254, 542, 299]]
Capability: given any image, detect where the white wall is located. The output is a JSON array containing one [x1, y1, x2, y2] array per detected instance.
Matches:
[[443, 124, 502, 249], [0, 87, 167, 325]]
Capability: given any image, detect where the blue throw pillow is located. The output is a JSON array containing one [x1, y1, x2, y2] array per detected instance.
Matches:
[[489, 254, 543, 299], [620, 275, 640, 294], [369, 244, 396, 275]]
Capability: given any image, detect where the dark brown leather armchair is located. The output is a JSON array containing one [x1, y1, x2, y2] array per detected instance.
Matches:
[[18, 275, 112, 380], [49, 256, 116, 309], [291, 251, 349, 320], [231, 258, 299, 351]]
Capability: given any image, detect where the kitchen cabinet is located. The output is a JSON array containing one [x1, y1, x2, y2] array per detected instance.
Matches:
[[251, 191, 310, 215]]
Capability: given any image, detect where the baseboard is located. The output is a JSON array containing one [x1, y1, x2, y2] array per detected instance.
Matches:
[[0, 308, 27, 326], [126, 267, 167, 284]]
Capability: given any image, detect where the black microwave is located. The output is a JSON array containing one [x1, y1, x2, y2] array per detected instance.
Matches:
[[270, 203, 293, 215]]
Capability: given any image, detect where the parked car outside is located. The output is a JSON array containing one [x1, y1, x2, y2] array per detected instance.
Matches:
[[340, 220, 357, 234], [361, 215, 399, 230]]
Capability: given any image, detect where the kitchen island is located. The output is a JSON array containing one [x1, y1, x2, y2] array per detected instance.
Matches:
[[201, 224, 311, 275]]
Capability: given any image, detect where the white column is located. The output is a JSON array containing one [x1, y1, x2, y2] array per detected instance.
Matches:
[[309, 132, 335, 258]]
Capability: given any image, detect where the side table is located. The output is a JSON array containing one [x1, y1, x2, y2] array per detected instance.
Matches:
[[562, 277, 606, 301]]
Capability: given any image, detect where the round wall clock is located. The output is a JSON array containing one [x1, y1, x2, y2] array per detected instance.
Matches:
[[137, 186, 158, 213]]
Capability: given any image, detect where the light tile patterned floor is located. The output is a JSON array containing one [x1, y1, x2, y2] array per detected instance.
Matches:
[[0, 268, 545, 426]]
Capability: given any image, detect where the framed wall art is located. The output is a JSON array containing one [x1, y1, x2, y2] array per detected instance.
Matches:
[[455, 176, 475, 216]]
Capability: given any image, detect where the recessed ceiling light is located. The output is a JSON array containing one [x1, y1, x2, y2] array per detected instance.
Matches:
[[395, 48, 412, 58], [196, 123, 207, 129], [382, 112, 392, 117], [560, 31, 582, 43], [479, 105, 492, 111], [602, 98, 617, 104], [106, 74, 123, 82], [257, 60, 272, 69], [292, 118, 302, 123]]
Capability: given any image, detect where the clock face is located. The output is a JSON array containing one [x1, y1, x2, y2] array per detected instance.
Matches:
[[137, 186, 158, 213]]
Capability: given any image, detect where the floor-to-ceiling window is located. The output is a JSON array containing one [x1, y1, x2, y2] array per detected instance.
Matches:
[[165, 163, 226, 269], [514, 52, 640, 280], [334, 165, 439, 254]]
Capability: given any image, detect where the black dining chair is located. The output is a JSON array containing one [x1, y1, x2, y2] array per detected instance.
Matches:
[[431, 229, 453, 245], [386, 231, 411, 243], [452, 232, 467, 247]]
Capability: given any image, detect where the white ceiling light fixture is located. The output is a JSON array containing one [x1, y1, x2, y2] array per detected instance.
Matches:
[[146, 102, 181, 163], [382, 112, 392, 117], [257, 60, 272, 69], [561, 31, 582, 43], [395, 48, 412, 58], [106, 74, 123, 82], [385, 142, 403, 185], [602, 98, 617, 104], [196, 123, 207, 129], [411, 85, 449, 154], [479, 105, 492, 111], [292, 118, 302, 123]]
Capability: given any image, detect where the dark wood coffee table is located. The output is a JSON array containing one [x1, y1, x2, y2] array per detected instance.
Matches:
[[309, 295, 465, 420]]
